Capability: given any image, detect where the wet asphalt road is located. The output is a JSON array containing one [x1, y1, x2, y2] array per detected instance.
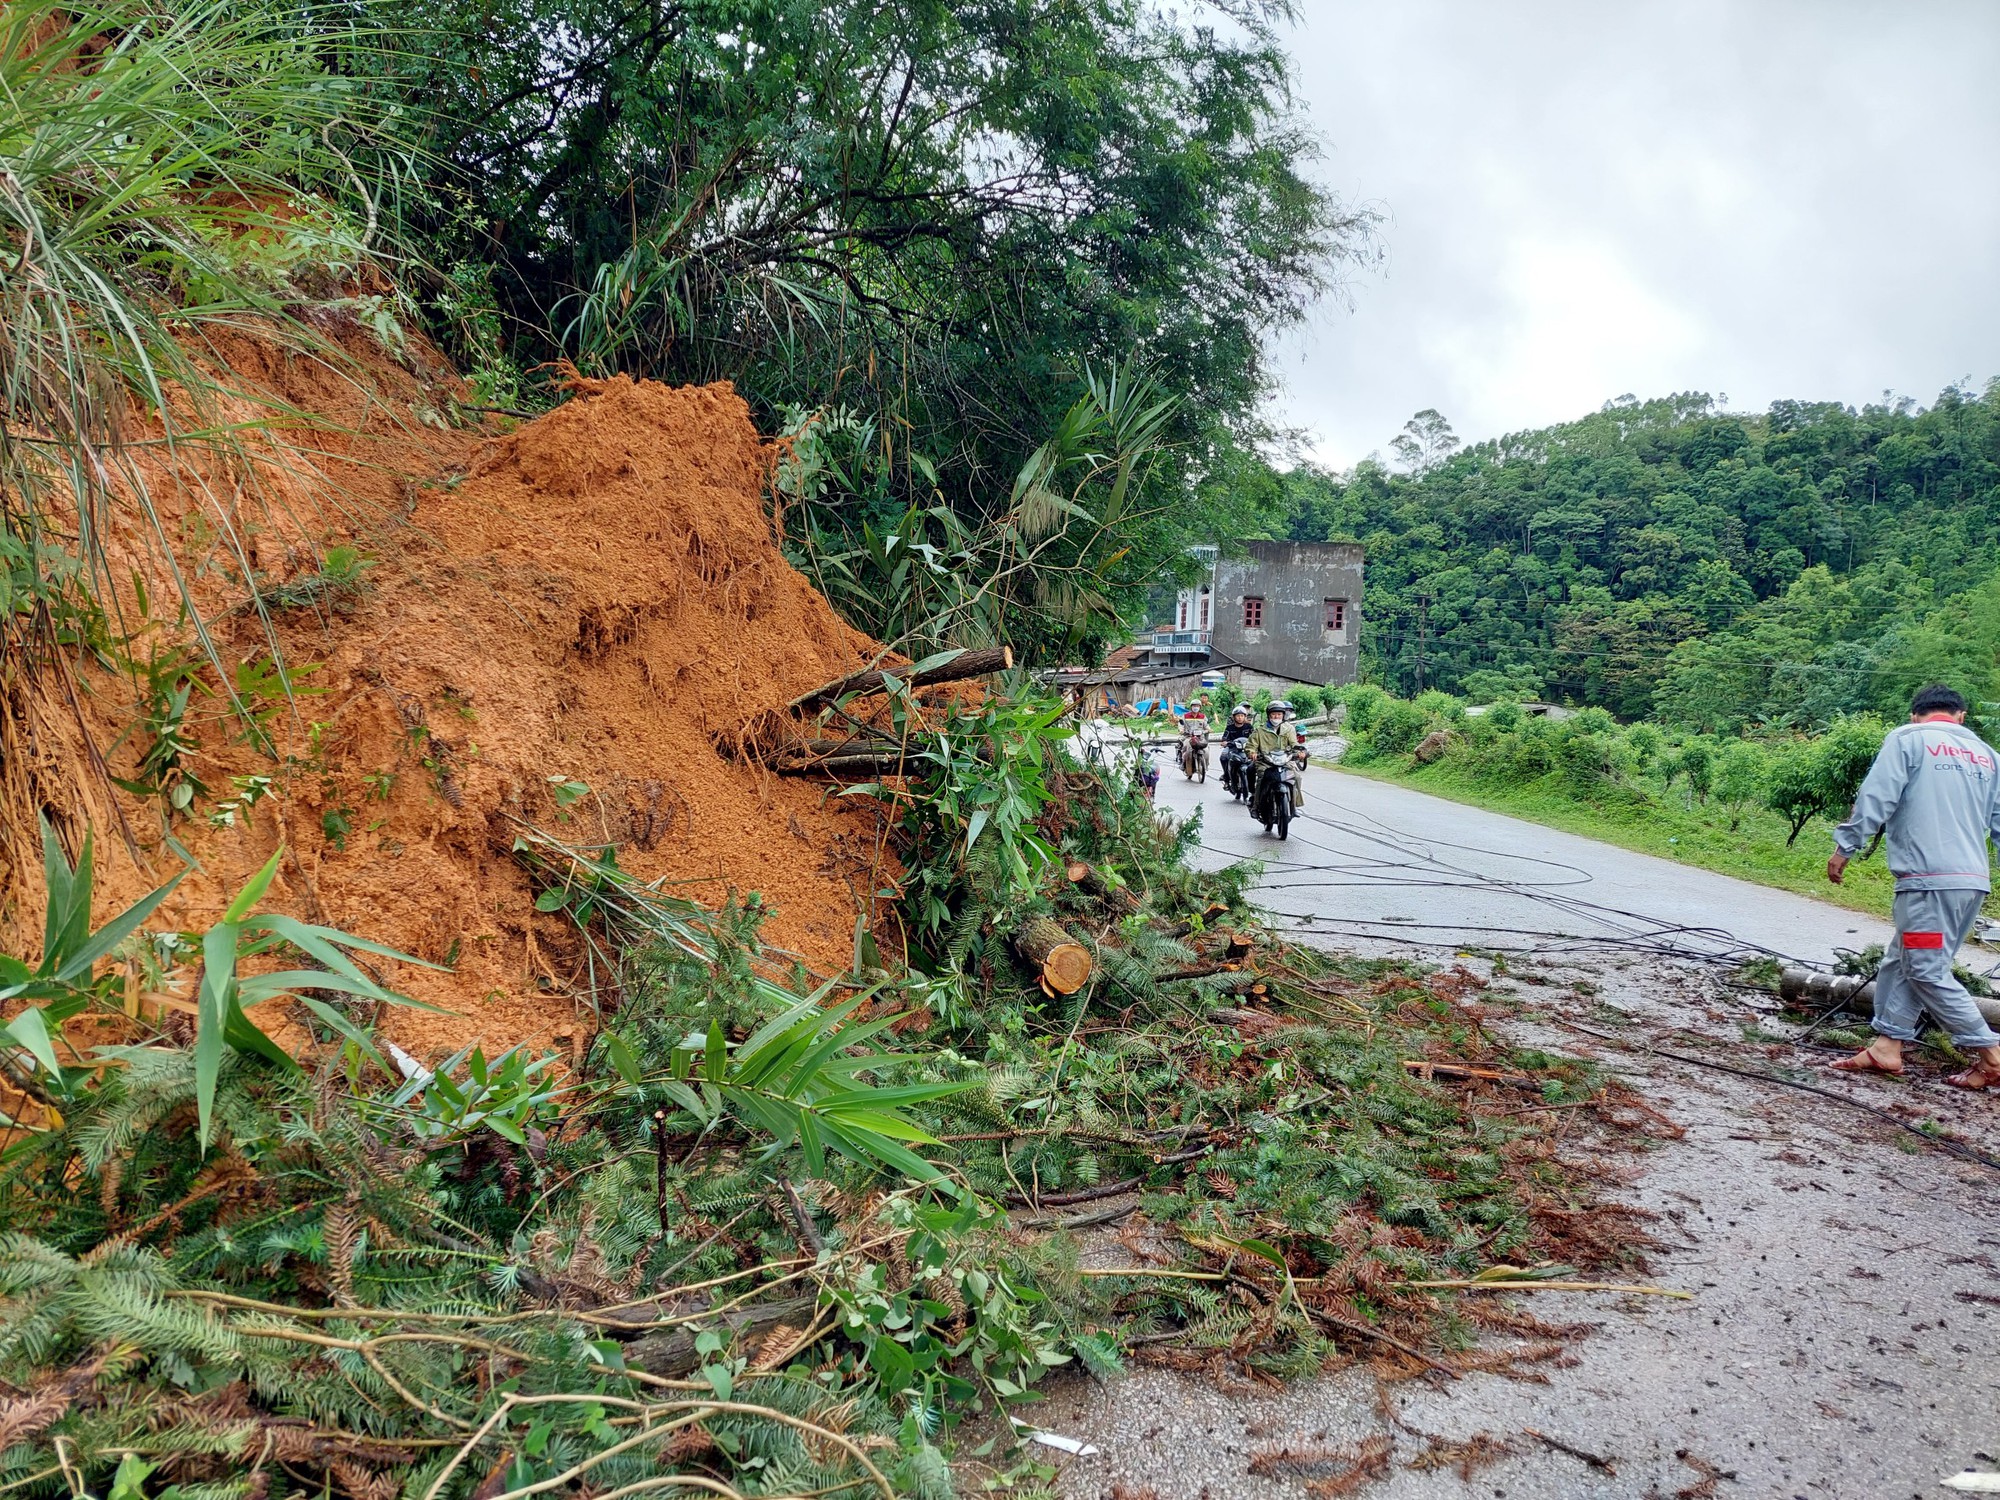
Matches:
[[1153, 744, 1895, 969]]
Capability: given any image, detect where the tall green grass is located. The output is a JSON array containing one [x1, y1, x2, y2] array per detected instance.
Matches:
[[0, 0, 412, 875]]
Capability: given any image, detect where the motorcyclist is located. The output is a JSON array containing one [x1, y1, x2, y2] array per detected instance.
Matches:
[[1247, 700, 1305, 812], [1219, 704, 1254, 794], [1177, 702, 1210, 764]]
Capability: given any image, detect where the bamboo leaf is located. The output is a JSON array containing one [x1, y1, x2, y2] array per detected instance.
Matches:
[[195, 923, 237, 1146], [2, 1008, 63, 1081]]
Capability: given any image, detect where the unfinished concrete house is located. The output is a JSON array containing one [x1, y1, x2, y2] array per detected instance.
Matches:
[[1053, 541, 1363, 708]]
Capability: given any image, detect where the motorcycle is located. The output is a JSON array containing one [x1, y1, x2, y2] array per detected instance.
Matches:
[[1252, 751, 1296, 839], [1135, 753, 1160, 801], [1180, 732, 1208, 783], [1219, 738, 1250, 799]]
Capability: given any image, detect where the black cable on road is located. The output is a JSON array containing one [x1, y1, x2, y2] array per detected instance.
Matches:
[[1194, 783, 1812, 968]]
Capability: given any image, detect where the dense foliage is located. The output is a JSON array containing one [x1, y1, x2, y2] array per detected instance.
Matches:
[[1279, 387, 2000, 729], [394, 0, 1375, 658]]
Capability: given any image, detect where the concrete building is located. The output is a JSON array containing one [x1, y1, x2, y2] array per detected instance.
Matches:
[[1048, 540, 1362, 711], [1170, 541, 1363, 691]]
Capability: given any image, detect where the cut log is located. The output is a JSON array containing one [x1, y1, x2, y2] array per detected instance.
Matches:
[[1222, 931, 1253, 960], [787, 646, 1014, 715], [1012, 916, 1093, 995], [1066, 860, 1139, 913]]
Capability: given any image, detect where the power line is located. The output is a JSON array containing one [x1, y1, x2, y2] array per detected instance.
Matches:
[[1201, 792, 1827, 970]]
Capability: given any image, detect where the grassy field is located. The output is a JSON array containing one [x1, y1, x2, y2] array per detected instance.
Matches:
[[1329, 754, 1907, 921]]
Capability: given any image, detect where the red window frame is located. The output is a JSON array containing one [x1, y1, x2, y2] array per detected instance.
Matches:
[[1325, 599, 1347, 632], [1242, 595, 1264, 629]]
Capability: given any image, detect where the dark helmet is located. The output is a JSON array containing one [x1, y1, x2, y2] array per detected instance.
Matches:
[[1268, 699, 1291, 714]]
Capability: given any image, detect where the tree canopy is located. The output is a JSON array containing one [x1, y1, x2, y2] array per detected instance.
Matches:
[[1278, 383, 2000, 728], [395, 0, 1377, 658]]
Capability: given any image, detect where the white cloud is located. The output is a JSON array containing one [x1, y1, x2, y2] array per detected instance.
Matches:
[[1269, 0, 2000, 467], [1424, 237, 1707, 432]]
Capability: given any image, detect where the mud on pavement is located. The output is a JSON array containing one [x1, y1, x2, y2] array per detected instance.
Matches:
[[1020, 947, 2000, 1499]]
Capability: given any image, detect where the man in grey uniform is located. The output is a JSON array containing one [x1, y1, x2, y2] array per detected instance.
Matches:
[[1827, 683, 2000, 1090]]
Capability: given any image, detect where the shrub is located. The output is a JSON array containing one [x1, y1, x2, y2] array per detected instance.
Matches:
[[1572, 706, 1616, 736], [1713, 740, 1768, 829], [1413, 689, 1465, 723], [1510, 724, 1556, 776], [1818, 714, 1888, 802], [1288, 684, 1324, 718], [1625, 722, 1663, 769], [1341, 683, 1389, 733], [1763, 715, 1885, 844], [1372, 699, 1428, 755], [1667, 736, 1715, 804], [1763, 741, 1825, 844], [1555, 727, 1616, 795]]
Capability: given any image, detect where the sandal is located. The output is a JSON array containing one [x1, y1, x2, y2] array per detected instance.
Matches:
[[1829, 1046, 1904, 1076], [1944, 1065, 2000, 1092]]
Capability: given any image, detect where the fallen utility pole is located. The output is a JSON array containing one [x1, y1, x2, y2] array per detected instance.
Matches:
[[1779, 964, 2000, 1032]]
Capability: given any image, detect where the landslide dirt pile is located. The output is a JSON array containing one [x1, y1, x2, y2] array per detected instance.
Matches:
[[24, 363, 889, 1061]]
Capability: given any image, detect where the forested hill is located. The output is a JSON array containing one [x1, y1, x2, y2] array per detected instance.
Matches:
[[1278, 384, 2000, 730]]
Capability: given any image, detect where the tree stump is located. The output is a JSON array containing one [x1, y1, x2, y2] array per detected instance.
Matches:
[[1011, 917, 1093, 994]]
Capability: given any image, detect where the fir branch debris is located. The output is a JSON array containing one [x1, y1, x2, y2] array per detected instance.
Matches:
[[0, 728, 1672, 1499]]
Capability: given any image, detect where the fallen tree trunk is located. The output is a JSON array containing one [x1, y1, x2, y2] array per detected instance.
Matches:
[[1012, 916, 1093, 994], [773, 750, 917, 778], [622, 1295, 819, 1376], [787, 646, 1013, 715]]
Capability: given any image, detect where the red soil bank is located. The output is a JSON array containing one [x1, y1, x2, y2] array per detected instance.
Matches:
[[24, 362, 889, 1062]]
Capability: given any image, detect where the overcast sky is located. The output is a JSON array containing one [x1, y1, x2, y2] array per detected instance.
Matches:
[[1268, 0, 2000, 469]]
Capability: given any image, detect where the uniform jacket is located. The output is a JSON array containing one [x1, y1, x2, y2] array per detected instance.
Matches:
[[1833, 719, 2000, 892], [1246, 721, 1301, 762]]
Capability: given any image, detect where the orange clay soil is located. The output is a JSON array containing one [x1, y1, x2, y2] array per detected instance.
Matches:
[[20, 352, 894, 1064]]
